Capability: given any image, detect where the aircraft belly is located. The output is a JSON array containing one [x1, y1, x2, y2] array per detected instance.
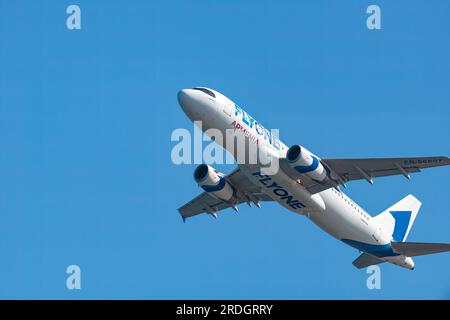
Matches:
[[239, 165, 325, 215]]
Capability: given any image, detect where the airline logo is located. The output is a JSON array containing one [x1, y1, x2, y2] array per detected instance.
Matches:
[[234, 105, 281, 151], [252, 171, 306, 209]]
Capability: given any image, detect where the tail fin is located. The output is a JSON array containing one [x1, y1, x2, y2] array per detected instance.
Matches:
[[373, 195, 421, 242]]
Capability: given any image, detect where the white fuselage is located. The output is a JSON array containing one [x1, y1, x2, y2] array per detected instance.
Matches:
[[178, 87, 413, 268]]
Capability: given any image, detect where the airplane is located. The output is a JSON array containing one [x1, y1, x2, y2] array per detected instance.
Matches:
[[176, 87, 450, 270]]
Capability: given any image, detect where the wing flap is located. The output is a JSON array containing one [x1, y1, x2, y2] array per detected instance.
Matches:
[[178, 192, 228, 218]]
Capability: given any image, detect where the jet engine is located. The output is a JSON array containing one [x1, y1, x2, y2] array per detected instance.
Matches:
[[193, 164, 237, 203], [286, 145, 328, 182]]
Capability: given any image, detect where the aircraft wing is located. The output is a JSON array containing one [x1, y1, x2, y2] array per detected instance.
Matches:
[[281, 156, 450, 194], [322, 156, 450, 184], [178, 168, 273, 221]]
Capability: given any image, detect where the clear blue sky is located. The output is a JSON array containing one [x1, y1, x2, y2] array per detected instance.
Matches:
[[0, 0, 449, 299]]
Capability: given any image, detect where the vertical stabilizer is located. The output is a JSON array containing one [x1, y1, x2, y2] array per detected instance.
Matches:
[[373, 195, 421, 242]]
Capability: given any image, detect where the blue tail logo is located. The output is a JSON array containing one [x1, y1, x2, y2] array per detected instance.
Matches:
[[390, 211, 412, 242]]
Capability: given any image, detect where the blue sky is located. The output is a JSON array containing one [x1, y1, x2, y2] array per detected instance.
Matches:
[[0, 0, 449, 299]]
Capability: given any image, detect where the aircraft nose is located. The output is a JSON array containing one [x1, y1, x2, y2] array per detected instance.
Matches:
[[177, 89, 195, 114], [178, 88, 204, 120], [177, 89, 190, 106]]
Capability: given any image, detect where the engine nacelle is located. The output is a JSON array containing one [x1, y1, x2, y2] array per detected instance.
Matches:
[[193, 164, 236, 203], [286, 145, 327, 182]]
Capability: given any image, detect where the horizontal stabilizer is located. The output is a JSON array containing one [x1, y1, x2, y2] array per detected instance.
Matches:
[[352, 253, 385, 269], [391, 242, 450, 257]]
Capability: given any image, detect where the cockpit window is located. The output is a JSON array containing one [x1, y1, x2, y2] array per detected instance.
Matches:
[[193, 87, 216, 98]]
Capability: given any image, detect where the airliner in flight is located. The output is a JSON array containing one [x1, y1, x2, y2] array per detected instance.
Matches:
[[177, 87, 450, 270]]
